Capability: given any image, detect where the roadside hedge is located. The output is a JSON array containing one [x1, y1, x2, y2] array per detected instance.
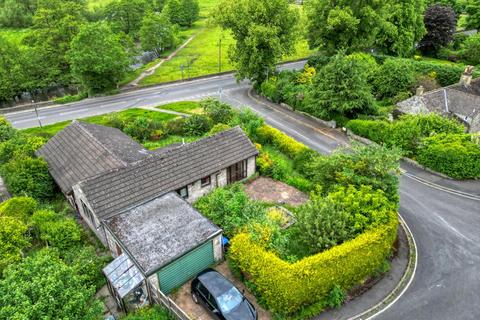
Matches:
[[417, 134, 480, 179], [256, 125, 308, 159], [229, 210, 398, 315]]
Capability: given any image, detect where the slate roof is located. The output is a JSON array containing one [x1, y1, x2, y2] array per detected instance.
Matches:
[[106, 192, 221, 275], [79, 126, 258, 220], [36, 121, 149, 194]]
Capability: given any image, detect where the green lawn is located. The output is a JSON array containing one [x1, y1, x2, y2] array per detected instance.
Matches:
[[156, 101, 203, 114], [143, 135, 200, 149], [22, 108, 177, 137]]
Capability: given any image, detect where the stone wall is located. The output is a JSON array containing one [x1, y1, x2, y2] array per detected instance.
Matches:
[[72, 184, 106, 245]]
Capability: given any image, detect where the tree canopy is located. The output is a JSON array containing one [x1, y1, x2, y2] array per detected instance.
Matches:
[[215, 0, 299, 85], [465, 0, 480, 30], [419, 4, 457, 54], [140, 12, 177, 57], [163, 0, 200, 27]]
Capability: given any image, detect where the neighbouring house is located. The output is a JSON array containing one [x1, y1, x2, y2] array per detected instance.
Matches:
[[36, 121, 258, 311], [396, 66, 480, 133]]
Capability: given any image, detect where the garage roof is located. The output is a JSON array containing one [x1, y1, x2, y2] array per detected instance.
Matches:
[[105, 192, 221, 275]]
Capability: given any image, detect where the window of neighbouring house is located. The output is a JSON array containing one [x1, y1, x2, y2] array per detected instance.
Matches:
[[177, 186, 188, 199], [201, 176, 211, 187], [81, 200, 96, 228]]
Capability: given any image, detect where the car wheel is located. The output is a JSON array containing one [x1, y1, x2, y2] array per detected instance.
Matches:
[[192, 292, 199, 304]]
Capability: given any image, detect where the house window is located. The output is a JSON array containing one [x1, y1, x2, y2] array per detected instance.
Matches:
[[177, 186, 189, 199], [227, 160, 248, 184], [201, 176, 211, 187], [81, 200, 96, 228]]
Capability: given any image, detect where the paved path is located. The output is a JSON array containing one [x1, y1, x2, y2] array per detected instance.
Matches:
[[5, 63, 480, 319], [138, 105, 190, 117]]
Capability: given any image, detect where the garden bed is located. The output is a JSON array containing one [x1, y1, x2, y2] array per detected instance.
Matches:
[[244, 176, 308, 207]]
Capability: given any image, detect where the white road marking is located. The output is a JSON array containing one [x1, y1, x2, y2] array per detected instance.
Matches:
[[59, 108, 88, 116]]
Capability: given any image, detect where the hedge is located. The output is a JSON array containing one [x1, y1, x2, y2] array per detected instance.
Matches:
[[256, 125, 308, 159], [229, 211, 398, 315], [417, 134, 480, 179]]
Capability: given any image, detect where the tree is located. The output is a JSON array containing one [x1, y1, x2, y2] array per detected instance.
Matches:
[[215, 0, 299, 85], [461, 33, 480, 65], [0, 249, 102, 320], [68, 22, 131, 95], [376, 0, 426, 57], [372, 58, 416, 99], [0, 117, 17, 143], [31, 210, 82, 250], [465, 0, 480, 30], [140, 12, 176, 57], [305, 0, 389, 54], [0, 36, 25, 102], [0, 196, 38, 222], [202, 98, 235, 124], [0, 216, 30, 273], [305, 52, 377, 120], [183, 114, 212, 136], [419, 4, 457, 54], [1, 156, 56, 200], [0, 0, 37, 27], [105, 0, 150, 36], [163, 0, 200, 27]]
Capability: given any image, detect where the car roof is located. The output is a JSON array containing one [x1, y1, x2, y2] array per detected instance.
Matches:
[[197, 269, 236, 297]]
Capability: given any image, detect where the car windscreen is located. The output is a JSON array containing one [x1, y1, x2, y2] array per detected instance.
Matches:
[[216, 287, 243, 314]]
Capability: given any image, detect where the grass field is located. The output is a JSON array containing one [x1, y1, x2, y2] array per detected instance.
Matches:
[[156, 101, 203, 114], [23, 108, 178, 137]]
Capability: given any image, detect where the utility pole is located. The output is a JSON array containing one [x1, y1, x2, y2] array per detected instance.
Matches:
[[32, 100, 42, 128]]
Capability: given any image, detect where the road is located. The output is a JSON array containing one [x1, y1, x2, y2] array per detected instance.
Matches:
[[6, 64, 480, 319]]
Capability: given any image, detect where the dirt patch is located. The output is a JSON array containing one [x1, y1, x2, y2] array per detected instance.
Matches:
[[244, 177, 308, 207], [171, 262, 271, 320]]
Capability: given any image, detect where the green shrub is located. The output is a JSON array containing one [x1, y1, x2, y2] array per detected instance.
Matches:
[[1, 157, 56, 200], [183, 114, 212, 136], [32, 210, 82, 250], [372, 58, 416, 99], [229, 108, 265, 139], [165, 118, 186, 135], [346, 119, 390, 144], [417, 133, 480, 179], [123, 305, 174, 320], [0, 134, 46, 165], [106, 112, 126, 130], [0, 197, 38, 221], [123, 116, 162, 141], [53, 93, 86, 104], [208, 123, 231, 135], [256, 125, 308, 159], [461, 33, 480, 65], [202, 98, 235, 124], [229, 210, 398, 314], [412, 60, 466, 86], [0, 117, 17, 143], [324, 285, 346, 309], [63, 246, 110, 290], [0, 216, 30, 273]]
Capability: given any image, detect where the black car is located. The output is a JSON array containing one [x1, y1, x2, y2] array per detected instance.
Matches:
[[191, 269, 257, 320]]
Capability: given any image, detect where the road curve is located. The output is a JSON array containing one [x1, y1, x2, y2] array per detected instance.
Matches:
[[6, 65, 480, 319]]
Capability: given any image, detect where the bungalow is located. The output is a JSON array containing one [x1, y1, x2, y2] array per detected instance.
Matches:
[[36, 121, 258, 310]]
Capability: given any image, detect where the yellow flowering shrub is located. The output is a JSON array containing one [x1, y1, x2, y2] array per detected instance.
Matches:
[[256, 125, 308, 159]]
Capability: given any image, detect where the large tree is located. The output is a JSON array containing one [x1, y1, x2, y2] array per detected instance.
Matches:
[[140, 12, 176, 57], [419, 4, 457, 54], [0, 36, 25, 102], [376, 0, 426, 57], [305, 52, 377, 120], [215, 0, 299, 85], [0, 0, 37, 27], [305, 0, 389, 54], [68, 22, 131, 94], [104, 0, 150, 36], [163, 0, 200, 27], [465, 0, 480, 30]]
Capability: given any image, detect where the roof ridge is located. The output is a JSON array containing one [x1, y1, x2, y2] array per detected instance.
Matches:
[[75, 121, 128, 167]]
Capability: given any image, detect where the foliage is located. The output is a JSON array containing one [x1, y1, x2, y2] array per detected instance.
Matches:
[[165, 118, 186, 135], [163, 0, 200, 27], [372, 58, 416, 99], [53, 93, 87, 104], [417, 133, 480, 179], [183, 114, 212, 136], [123, 116, 163, 141], [194, 184, 266, 237], [410, 59, 468, 86], [461, 33, 480, 65], [215, 0, 299, 84], [0, 196, 38, 222], [1, 156, 56, 200], [306, 52, 377, 119], [229, 108, 265, 139], [0, 36, 25, 102], [305, 0, 389, 54], [375, 0, 426, 57], [324, 285, 347, 309], [32, 209, 82, 250], [68, 22, 131, 95], [295, 185, 393, 254], [123, 306, 174, 320], [0, 0, 36, 27], [465, 0, 480, 30], [0, 133, 45, 165], [228, 210, 398, 314], [104, 0, 150, 36], [256, 125, 307, 159], [140, 11, 177, 57], [0, 117, 17, 142], [208, 123, 231, 135], [202, 98, 235, 124], [0, 249, 103, 320], [0, 216, 30, 273], [419, 4, 457, 54]]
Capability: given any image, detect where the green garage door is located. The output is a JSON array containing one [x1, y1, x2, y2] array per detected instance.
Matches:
[[158, 240, 214, 294]]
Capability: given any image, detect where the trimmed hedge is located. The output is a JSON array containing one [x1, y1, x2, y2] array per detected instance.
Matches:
[[229, 210, 398, 315], [256, 125, 308, 159], [417, 134, 480, 179]]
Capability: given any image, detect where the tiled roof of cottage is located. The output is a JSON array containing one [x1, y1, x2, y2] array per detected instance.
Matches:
[[79, 126, 258, 220], [106, 192, 221, 275], [36, 121, 149, 194]]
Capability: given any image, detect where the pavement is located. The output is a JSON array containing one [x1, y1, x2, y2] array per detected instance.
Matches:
[[5, 65, 480, 320]]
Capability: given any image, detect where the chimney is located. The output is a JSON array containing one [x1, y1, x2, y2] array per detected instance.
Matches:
[[460, 65, 474, 87], [416, 86, 425, 96]]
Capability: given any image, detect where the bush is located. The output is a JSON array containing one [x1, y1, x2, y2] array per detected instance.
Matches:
[[165, 118, 186, 135], [0, 216, 30, 273], [229, 210, 398, 314], [106, 112, 126, 130], [202, 98, 235, 124], [0, 117, 17, 143], [230, 109, 265, 139], [53, 93, 86, 104], [194, 184, 265, 237], [372, 58, 416, 99], [123, 116, 162, 141], [183, 114, 212, 136], [0, 197, 38, 221], [32, 210, 82, 250], [208, 123, 231, 135], [0, 134, 46, 165], [411, 60, 466, 86], [1, 157, 56, 200], [63, 246, 111, 290], [256, 125, 308, 159], [461, 33, 480, 66], [417, 133, 480, 179], [123, 306, 174, 320]]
